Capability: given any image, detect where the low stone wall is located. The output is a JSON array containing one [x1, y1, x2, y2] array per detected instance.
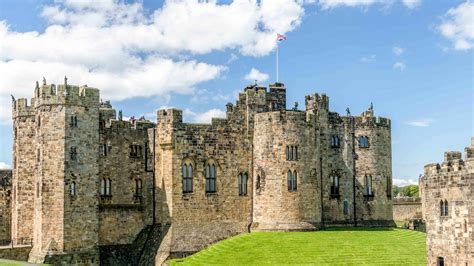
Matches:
[[392, 197, 422, 221], [0, 245, 32, 261]]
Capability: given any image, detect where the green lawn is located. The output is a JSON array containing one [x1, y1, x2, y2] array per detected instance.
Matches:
[[169, 227, 426, 265]]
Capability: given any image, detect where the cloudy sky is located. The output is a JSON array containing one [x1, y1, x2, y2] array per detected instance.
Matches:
[[0, 0, 472, 186]]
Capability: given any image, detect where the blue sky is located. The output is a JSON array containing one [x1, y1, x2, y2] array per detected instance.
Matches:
[[0, 0, 472, 186]]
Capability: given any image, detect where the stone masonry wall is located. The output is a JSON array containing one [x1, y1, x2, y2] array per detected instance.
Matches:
[[252, 110, 321, 231], [392, 197, 422, 221], [0, 170, 12, 245], [421, 138, 474, 266], [98, 115, 154, 246]]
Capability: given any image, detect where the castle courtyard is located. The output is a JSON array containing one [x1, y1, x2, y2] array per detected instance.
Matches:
[[169, 228, 427, 265]]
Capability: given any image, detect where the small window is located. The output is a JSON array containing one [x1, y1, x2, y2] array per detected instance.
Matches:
[[359, 136, 369, 148], [37, 149, 41, 163], [182, 163, 193, 193], [444, 200, 448, 217], [330, 175, 339, 196], [105, 179, 112, 196], [331, 135, 340, 148], [100, 178, 106, 196], [288, 170, 297, 192], [364, 175, 372, 196], [464, 219, 468, 233], [436, 257, 444, 266], [386, 175, 392, 197], [70, 181, 76, 196], [440, 200, 445, 217], [205, 163, 217, 193], [343, 200, 349, 215], [238, 173, 248, 196], [256, 175, 261, 190], [100, 143, 108, 156], [70, 147, 77, 161], [286, 145, 298, 161], [135, 179, 142, 197], [70, 116, 77, 127]]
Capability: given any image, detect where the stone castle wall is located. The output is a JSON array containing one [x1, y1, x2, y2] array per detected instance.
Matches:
[[392, 197, 422, 221], [0, 170, 12, 245], [8, 81, 394, 264], [421, 139, 474, 266]]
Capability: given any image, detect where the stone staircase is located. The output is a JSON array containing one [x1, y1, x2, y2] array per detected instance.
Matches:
[[100, 224, 167, 266]]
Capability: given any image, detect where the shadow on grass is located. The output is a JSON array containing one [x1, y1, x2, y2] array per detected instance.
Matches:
[[322, 226, 397, 232]]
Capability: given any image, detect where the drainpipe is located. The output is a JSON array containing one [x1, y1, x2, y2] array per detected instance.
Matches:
[[320, 156, 324, 228], [351, 115, 357, 227]]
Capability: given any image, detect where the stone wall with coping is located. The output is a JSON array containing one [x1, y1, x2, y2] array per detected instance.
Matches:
[[392, 197, 422, 221]]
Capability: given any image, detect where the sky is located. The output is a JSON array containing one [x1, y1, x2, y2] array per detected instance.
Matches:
[[0, 0, 472, 186]]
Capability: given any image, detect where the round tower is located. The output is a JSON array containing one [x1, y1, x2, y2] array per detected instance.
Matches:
[[251, 110, 321, 231]]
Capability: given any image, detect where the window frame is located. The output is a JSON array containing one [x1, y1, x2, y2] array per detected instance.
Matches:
[[205, 163, 217, 193], [182, 162, 193, 193]]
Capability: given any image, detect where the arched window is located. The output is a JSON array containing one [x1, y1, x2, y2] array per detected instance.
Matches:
[[293, 147, 298, 161], [330, 175, 339, 196], [290, 146, 294, 160], [286, 146, 290, 160], [444, 200, 448, 217], [182, 163, 193, 193], [440, 200, 444, 216], [70, 181, 76, 196], [100, 178, 106, 196], [256, 175, 261, 190], [135, 179, 142, 197], [206, 163, 217, 193], [238, 173, 248, 196], [364, 175, 372, 196], [288, 170, 297, 192], [293, 170, 298, 190]]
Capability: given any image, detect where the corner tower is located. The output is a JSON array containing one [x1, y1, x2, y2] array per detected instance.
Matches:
[[25, 82, 100, 264]]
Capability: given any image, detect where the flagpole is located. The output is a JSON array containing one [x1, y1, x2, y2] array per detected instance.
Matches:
[[276, 41, 279, 82]]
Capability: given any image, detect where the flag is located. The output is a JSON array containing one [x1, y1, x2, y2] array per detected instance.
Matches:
[[277, 33, 286, 41]]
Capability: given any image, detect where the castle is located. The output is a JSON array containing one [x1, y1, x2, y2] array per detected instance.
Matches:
[[3, 79, 394, 264], [420, 138, 474, 266]]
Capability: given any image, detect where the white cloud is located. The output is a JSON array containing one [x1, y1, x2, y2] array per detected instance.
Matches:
[[318, 0, 382, 9], [393, 61, 406, 71], [184, 108, 227, 124], [0, 0, 307, 124], [393, 178, 418, 186], [244, 68, 270, 83], [393, 46, 404, 56], [402, 0, 421, 9], [405, 118, 435, 127], [360, 54, 376, 62], [438, 1, 474, 50], [0, 162, 11, 169], [318, 0, 421, 9]]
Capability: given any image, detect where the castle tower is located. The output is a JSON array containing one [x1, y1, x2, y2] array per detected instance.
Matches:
[[352, 107, 393, 224], [26, 83, 100, 264], [11, 96, 36, 245], [252, 110, 321, 231]]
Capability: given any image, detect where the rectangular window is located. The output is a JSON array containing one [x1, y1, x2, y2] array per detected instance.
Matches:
[[343, 200, 349, 215], [330, 175, 339, 196], [364, 175, 373, 196], [286, 146, 298, 161]]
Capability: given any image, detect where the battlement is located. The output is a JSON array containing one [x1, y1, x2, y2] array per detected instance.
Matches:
[[305, 93, 329, 111], [157, 108, 183, 126], [12, 98, 35, 118], [34, 84, 100, 107], [255, 110, 307, 125]]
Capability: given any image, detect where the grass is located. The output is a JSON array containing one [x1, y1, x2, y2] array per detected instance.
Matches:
[[0, 259, 39, 266], [168, 227, 426, 265]]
